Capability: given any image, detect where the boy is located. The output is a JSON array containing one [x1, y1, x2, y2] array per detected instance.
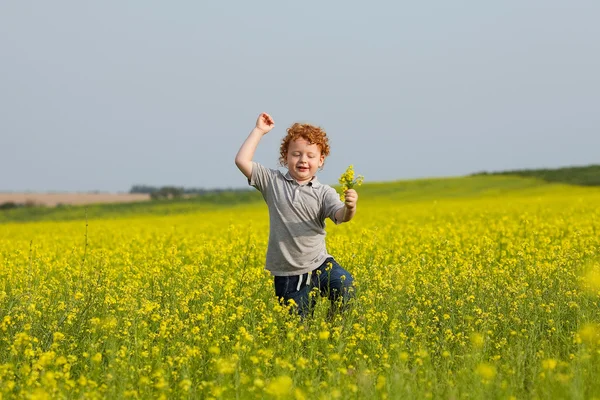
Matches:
[[235, 112, 358, 318]]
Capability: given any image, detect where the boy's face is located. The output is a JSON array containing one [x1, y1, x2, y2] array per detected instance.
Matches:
[[286, 138, 324, 184]]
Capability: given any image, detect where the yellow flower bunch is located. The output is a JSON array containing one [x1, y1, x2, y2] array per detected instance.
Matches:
[[338, 165, 364, 201]]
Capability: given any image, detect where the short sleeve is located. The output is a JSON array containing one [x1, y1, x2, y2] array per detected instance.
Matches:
[[249, 162, 274, 192], [322, 185, 346, 225]]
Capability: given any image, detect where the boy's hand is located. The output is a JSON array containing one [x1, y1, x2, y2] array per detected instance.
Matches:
[[255, 113, 275, 134], [344, 189, 358, 210]]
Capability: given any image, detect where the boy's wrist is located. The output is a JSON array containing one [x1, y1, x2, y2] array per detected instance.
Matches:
[[252, 127, 268, 136]]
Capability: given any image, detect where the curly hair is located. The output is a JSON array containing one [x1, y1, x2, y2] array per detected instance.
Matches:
[[279, 123, 331, 167]]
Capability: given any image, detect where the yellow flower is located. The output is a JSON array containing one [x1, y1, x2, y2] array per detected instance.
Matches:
[[542, 358, 557, 370], [338, 165, 364, 200], [470, 332, 484, 348], [319, 331, 330, 340], [215, 357, 236, 374], [582, 266, 600, 293], [265, 375, 293, 398], [578, 323, 600, 346], [475, 363, 496, 381]]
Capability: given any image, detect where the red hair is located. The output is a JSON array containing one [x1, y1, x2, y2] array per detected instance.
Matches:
[[279, 123, 331, 167]]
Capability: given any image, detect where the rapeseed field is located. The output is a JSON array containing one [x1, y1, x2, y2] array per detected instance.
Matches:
[[1, 177, 599, 399]]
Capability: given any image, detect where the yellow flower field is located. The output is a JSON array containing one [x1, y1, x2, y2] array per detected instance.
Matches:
[[1, 178, 600, 399]]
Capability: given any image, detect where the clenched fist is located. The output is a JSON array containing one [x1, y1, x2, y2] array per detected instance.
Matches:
[[255, 113, 274, 135], [344, 189, 358, 210]]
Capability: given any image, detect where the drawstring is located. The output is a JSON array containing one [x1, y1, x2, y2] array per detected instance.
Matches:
[[296, 271, 313, 291]]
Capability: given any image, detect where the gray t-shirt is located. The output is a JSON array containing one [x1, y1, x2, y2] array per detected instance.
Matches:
[[250, 162, 345, 276]]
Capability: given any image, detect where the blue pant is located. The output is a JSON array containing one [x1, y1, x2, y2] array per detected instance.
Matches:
[[273, 257, 355, 318]]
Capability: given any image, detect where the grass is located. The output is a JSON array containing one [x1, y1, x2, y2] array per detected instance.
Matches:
[[0, 189, 262, 224], [0, 174, 574, 224], [472, 164, 600, 186]]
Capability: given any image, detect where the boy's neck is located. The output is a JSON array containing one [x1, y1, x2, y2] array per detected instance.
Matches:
[[290, 174, 317, 185], [296, 177, 315, 185]]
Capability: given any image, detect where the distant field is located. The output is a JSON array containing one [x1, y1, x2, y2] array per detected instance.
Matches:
[[0, 175, 585, 224], [1, 175, 599, 399], [0, 192, 150, 207]]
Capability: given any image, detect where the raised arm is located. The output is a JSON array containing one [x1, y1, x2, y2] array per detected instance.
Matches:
[[235, 113, 275, 179]]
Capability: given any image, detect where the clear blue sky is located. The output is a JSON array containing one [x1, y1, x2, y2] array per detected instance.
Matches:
[[1, 1, 598, 192]]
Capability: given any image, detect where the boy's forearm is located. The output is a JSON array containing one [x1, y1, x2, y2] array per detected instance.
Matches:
[[235, 128, 265, 178], [337, 205, 356, 223], [344, 206, 356, 222], [236, 128, 264, 162]]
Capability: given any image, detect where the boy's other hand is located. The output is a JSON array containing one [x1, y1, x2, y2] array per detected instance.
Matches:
[[344, 189, 358, 210], [256, 113, 275, 134]]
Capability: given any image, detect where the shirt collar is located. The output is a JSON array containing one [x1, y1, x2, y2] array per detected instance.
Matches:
[[283, 171, 321, 187]]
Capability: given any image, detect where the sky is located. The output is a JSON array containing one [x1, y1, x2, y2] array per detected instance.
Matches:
[[1, 1, 599, 193]]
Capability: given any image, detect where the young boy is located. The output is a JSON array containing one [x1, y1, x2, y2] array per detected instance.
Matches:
[[235, 112, 359, 318]]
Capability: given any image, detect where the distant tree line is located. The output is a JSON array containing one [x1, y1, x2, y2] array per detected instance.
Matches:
[[129, 185, 253, 200], [0, 200, 40, 210], [471, 164, 600, 186]]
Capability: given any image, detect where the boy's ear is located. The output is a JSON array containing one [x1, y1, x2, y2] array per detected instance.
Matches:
[[319, 155, 325, 168]]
